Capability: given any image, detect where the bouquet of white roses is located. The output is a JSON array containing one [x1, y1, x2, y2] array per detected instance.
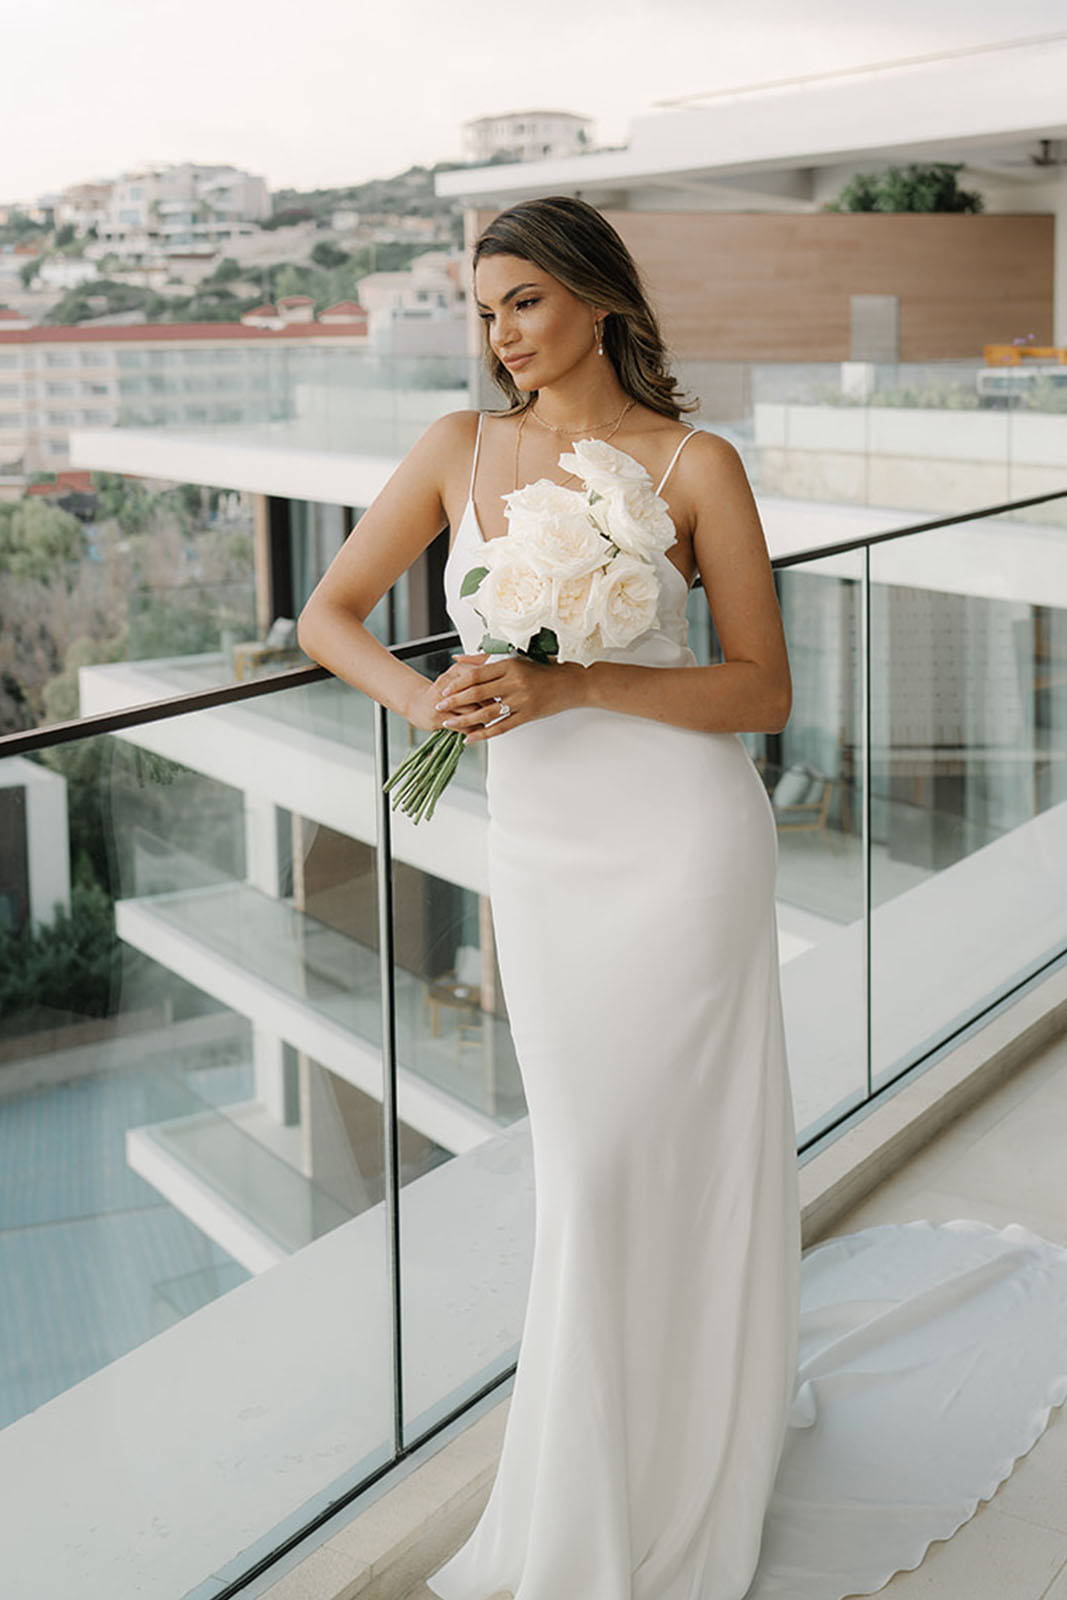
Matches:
[[383, 439, 679, 822]]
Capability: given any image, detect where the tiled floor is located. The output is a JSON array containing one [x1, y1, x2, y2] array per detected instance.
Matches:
[[402, 1025, 1067, 1600]]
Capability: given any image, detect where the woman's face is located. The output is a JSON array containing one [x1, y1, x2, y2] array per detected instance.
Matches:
[[473, 254, 599, 389]]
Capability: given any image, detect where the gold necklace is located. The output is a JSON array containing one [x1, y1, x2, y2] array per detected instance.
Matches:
[[528, 398, 633, 434], [514, 398, 635, 492]]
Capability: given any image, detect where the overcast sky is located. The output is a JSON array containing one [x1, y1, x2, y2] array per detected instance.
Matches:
[[2, 0, 1065, 201]]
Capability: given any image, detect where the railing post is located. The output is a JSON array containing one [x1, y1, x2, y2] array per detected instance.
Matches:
[[861, 543, 872, 1100], [373, 698, 404, 1458]]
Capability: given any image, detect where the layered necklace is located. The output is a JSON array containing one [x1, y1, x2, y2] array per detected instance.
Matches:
[[514, 397, 635, 492]]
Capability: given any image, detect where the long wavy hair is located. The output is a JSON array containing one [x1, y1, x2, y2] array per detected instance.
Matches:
[[472, 196, 699, 422]]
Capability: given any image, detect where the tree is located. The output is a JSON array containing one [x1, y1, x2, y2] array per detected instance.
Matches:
[[0, 497, 85, 582], [311, 239, 351, 270], [206, 256, 242, 284], [0, 879, 124, 1025], [826, 162, 984, 214]]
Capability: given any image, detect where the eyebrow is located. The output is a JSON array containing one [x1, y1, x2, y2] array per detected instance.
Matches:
[[474, 281, 541, 311]]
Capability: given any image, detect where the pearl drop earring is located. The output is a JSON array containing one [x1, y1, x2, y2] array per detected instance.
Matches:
[[595, 319, 604, 356]]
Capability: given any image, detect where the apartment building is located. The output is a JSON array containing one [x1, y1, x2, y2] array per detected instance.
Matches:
[[462, 108, 595, 164], [67, 161, 272, 254], [0, 300, 370, 478]]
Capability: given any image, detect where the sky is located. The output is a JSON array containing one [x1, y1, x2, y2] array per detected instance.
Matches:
[[2, 0, 1066, 201]]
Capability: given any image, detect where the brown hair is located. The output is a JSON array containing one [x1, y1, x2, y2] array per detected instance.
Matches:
[[472, 195, 699, 421]]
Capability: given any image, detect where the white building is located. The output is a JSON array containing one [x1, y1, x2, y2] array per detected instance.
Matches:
[[441, 36, 1067, 345], [356, 248, 469, 353], [52, 180, 113, 237], [462, 108, 594, 165], [93, 162, 272, 258], [0, 303, 369, 478]]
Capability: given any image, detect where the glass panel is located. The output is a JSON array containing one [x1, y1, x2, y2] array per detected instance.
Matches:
[[869, 505, 1067, 1087], [0, 673, 397, 1599], [88, 353, 1050, 509], [386, 644, 531, 1449], [689, 555, 867, 1145]]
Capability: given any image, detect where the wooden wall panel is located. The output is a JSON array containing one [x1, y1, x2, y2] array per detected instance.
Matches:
[[470, 208, 1054, 362]]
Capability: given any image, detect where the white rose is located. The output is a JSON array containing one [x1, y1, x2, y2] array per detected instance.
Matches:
[[590, 483, 677, 558], [554, 625, 604, 667], [548, 567, 598, 655], [474, 548, 554, 650], [507, 507, 609, 582], [501, 479, 584, 541], [586, 552, 661, 648], [557, 437, 652, 495]]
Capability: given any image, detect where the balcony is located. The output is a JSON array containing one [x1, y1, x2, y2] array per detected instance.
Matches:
[[1, 455, 1065, 1599]]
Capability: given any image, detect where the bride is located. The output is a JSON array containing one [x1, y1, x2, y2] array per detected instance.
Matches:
[[297, 197, 1067, 1600]]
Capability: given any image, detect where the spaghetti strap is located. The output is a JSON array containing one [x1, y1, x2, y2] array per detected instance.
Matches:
[[655, 426, 700, 496], [467, 411, 485, 502]]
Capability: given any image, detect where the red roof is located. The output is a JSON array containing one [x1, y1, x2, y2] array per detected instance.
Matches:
[[277, 295, 314, 306], [25, 469, 96, 496], [322, 300, 364, 314], [0, 308, 28, 320]]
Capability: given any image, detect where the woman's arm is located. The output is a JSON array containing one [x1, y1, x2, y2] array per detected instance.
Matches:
[[296, 412, 471, 728], [577, 432, 791, 736]]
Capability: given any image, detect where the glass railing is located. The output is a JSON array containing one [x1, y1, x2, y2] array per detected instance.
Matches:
[[0, 487, 1065, 1598], [76, 350, 1067, 516], [63, 350, 1067, 719]]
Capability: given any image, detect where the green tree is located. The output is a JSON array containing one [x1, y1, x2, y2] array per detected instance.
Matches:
[[311, 240, 351, 270], [0, 497, 85, 581], [207, 256, 242, 283], [826, 162, 984, 214], [0, 879, 123, 1025]]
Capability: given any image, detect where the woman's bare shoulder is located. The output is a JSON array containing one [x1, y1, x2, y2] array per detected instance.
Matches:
[[421, 408, 482, 448], [409, 409, 482, 487]]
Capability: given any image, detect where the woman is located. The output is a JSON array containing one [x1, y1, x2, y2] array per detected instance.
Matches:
[[298, 198, 1067, 1600]]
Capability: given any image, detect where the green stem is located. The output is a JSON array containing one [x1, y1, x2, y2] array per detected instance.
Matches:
[[387, 729, 463, 819], [409, 733, 459, 821], [383, 729, 444, 793], [411, 733, 463, 820], [423, 741, 464, 821]]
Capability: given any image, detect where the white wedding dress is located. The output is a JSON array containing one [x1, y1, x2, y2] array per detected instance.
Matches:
[[425, 411, 1067, 1600]]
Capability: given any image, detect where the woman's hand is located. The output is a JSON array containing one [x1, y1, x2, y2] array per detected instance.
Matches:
[[405, 663, 501, 733], [429, 652, 586, 743]]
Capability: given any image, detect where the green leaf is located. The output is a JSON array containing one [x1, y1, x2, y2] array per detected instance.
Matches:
[[460, 565, 489, 597], [528, 626, 559, 654], [478, 634, 514, 654]]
